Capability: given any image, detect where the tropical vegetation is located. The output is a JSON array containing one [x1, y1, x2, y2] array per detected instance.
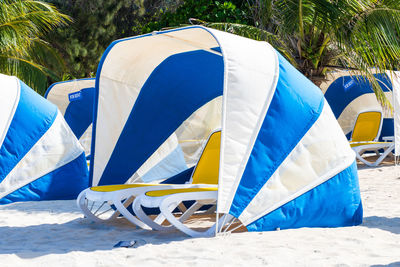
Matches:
[[2, 0, 400, 103], [205, 0, 400, 104], [45, 0, 148, 79], [0, 0, 69, 94], [45, 0, 251, 80]]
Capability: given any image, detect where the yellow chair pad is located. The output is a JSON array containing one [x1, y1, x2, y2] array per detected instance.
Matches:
[[351, 111, 382, 142], [89, 131, 222, 194], [191, 131, 221, 185], [350, 142, 390, 148], [145, 187, 218, 197], [90, 183, 163, 192]]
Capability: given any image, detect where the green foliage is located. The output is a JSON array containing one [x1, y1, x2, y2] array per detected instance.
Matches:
[[276, 0, 400, 105], [142, 0, 252, 33], [37, 0, 400, 108], [0, 0, 69, 94], [46, 0, 145, 79], [214, 0, 400, 106], [205, 22, 294, 63], [43, 0, 252, 79]]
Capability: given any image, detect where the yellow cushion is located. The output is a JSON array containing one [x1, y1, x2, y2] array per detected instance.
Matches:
[[89, 131, 221, 193], [90, 183, 162, 192], [351, 112, 382, 142], [191, 131, 221, 185], [350, 141, 390, 147], [145, 187, 218, 197]]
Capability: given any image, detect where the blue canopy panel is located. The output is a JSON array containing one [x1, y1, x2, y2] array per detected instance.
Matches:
[[228, 53, 362, 230], [0, 80, 88, 204], [325, 73, 391, 119], [380, 118, 394, 141], [0, 81, 56, 180], [0, 153, 88, 204], [97, 49, 224, 186], [66, 86, 94, 160], [247, 162, 362, 231], [229, 52, 324, 218], [64, 87, 95, 139], [325, 73, 392, 140], [45, 79, 95, 158]]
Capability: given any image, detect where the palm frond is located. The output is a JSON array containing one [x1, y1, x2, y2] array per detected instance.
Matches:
[[0, 0, 70, 93], [204, 22, 297, 66]]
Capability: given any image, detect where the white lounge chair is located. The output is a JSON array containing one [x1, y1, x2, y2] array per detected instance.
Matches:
[[132, 130, 223, 237], [350, 111, 394, 166], [77, 130, 220, 229]]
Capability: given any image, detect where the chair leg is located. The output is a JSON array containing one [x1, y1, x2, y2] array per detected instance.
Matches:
[[178, 202, 204, 223], [204, 205, 217, 214], [178, 203, 187, 213], [158, 192, 218, 237], [354, 144, 395, 167], [132, 195, 173, 231], [77, 190, 99, 221], [355, 152, 375, 167], [159, 199, 213, 237], [77, 189, 120, 222], [373, 145, 395, 166], [113, 196, 150, 230]]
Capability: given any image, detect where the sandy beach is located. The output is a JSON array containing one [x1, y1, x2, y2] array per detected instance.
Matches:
[[0, 163, 399, 267]]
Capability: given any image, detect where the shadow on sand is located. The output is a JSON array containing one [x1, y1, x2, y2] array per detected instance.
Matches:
[[370, 262, 400, 267], [0, 200, 84, 215], [0, 217, 189, 259], [362, 216, 400, 235]]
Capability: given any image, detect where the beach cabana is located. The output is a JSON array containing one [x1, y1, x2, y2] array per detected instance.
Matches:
[[324, 73, 393, 140], [391, 72, 400, 160], [45, 79, 95, 157], [85, 26, 362, 234], [0, 74, 89, 204]]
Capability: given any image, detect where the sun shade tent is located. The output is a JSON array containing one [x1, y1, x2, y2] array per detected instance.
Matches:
[[45, 79, 95, 157], [90, 26, 362, 231], [324, 73, 393, 140], [0, 74, 89, 204], [391, 72, 400, 157]]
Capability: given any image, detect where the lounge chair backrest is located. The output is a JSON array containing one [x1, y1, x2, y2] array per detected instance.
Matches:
[[351, 111, 382, 142], [191, 130, 221, 185]]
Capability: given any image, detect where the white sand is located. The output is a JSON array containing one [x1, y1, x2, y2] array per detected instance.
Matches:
[[1, 164, 400, 267]]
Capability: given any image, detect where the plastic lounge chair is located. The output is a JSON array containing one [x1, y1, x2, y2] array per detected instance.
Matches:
[[350, 111, 394, 166], [77, 130, 220, 228], [132, 130, 235, 237], [134, 187, 220, 237]]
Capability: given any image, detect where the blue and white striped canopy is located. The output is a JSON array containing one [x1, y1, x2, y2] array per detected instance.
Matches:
[[0, 74, 89, 204], [91, 26, 362, 231], [324, 73, 393, 140], [45, 79, 95, 157]]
